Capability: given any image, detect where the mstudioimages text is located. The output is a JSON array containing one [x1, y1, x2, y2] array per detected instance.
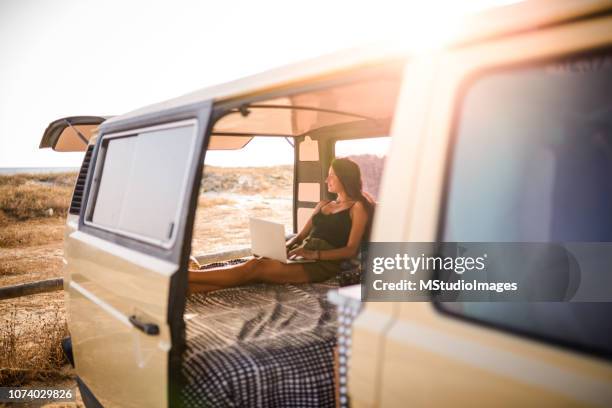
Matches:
[[372, 279, 518, 293], [369, 252, 520, 294]]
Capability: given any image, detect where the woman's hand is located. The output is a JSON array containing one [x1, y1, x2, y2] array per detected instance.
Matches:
[[287, 247, 318, 260], [285, 235, 303, 251]]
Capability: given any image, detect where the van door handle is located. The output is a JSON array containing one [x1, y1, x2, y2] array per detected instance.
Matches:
[[129, 315, 160, 335]]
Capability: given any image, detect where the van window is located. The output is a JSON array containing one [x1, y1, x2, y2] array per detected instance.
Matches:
[[88, 122, 196, 245], [334, 137, 390, 200], [440, 50, 612, 357], [191, 136, 294, 255]]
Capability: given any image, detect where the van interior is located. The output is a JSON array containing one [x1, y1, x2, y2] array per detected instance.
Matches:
[[180, 63, 403, 406]]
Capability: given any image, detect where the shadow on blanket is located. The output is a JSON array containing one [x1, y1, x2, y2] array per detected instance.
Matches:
[[181, 279, 339, 408]]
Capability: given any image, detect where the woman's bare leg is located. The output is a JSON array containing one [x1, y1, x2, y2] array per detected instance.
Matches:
[[188, 257, 311, 293], [187, 282, 225, 295], [188, 258, 258, 287]]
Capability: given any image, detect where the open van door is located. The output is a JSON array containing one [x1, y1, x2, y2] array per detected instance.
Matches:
[[62, 102, 212, 407], [39, 116, 108, 152], [39, 115, 108, 227]]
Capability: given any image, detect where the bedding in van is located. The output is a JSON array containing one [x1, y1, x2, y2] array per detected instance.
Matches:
[[181, 280, 338, 408]]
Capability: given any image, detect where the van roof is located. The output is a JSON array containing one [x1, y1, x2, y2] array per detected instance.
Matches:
[[103, 0, 611, 129]]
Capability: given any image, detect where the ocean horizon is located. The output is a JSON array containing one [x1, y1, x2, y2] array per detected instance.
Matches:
[[0, 167, 78, 175]]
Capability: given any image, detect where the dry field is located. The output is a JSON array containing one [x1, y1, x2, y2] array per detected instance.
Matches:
[[0, 166, 292, 407]]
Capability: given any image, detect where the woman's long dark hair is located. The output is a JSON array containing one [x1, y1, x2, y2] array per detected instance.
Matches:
[[330, 157, 376, 237]]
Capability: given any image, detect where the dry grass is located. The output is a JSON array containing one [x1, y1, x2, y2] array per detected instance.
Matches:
[[0, 183, 72, 220], [0, 218, 65, 250], [0, 305, 69, 386], [0, 173, 76, 188], [202, 165, 292, 196], [191, 193, 292, 255], [0, 210, 9, 226], [0, 173, 75, 249], [198, 195, 236, 209], [0, 172, 78, 398]]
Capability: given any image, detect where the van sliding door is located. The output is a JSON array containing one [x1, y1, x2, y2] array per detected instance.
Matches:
[[64, 101, 212, 407]]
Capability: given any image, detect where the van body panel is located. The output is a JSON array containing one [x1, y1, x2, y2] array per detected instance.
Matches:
[[347, 54, 440, 404], [63, 214, 78, 291], [65, 231, 172, 407], [372, 11, 612, 408], [380, 319, 606, 407], [369, 53, 440, 244], [457, 0, 612, 48], [64, 101, 212, 407], [381, 303, 612, 407], [348, 302, 397, 406]]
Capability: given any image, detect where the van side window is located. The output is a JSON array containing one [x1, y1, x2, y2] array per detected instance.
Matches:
[[440, 50, 612, 357], [334, 137, 390, 200], [88, 123, 196, 246], [190, 136, 294, 256]]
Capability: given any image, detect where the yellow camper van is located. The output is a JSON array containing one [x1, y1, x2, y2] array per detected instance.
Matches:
[[40, 1, 612, 406]]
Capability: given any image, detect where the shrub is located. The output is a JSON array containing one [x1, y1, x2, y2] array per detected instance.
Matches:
[[0, 305, 69, 386], [0, 182, 73, 221]]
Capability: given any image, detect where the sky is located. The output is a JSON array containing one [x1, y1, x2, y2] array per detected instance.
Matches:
[[0, 0, 515, 168]]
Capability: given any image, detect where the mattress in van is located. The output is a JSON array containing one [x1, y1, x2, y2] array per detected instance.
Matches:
[[181, 280, 338, 407]]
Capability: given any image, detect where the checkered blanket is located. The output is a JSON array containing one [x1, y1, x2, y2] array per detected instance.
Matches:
[[181, 281, 338, 407]]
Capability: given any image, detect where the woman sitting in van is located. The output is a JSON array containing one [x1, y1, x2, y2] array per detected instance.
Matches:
[[188, 157, 374, 293]]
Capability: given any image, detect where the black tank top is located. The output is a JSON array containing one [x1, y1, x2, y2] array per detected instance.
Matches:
[[310, 204, 353, 248]]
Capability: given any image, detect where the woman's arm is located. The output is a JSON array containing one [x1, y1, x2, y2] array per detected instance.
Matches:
[[285, 200, 329, 249], [289, 201, 368, 260]]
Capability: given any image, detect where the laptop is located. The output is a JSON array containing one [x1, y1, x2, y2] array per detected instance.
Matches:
[[249, 218, 315, 264]]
